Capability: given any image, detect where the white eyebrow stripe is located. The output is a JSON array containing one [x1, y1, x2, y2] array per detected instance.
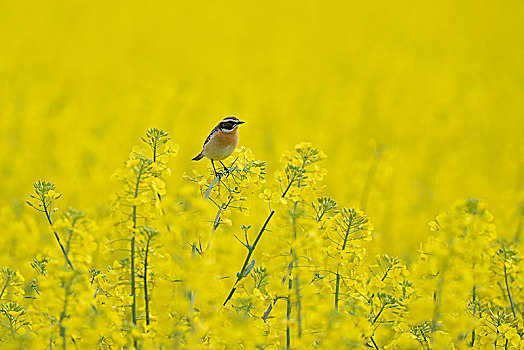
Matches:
[[222, 117, 239, 122]]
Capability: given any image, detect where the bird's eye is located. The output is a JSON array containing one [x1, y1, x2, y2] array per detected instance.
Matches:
[[222, 122, 234, 130]]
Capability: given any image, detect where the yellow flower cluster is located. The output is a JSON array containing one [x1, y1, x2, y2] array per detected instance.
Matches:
[[1, 0, 523, 347], [2, 132, 524, 349]]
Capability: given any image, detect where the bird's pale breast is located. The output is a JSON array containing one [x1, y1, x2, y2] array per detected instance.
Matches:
[[203, 130, 238, 160]]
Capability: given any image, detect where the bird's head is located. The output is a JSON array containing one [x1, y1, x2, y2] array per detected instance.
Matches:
[[218, 116, 245, 133]]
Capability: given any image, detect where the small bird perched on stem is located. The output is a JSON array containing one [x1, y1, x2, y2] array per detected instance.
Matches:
[[192, 116, 245, 176]]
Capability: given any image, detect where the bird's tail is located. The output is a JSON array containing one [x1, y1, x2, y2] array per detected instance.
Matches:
[[192, 153, 204, 161]]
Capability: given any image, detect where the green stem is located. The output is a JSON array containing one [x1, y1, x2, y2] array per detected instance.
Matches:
[[153, 139, 157, 162], [420, 327, 430, 350], [290, 186, 303, 338], [286, 283, 292, 350], [281, 158, 306, 198], [131, 171, 142, 349], [223, 210, 275, 306], [281, 174, 297, 198], [285, 221, 300, 343], [470, 285, 476, 347], [42, 196, 75, 271], [262, 161, 307, 320], [144, 237, 151, 326], [0, 276, 10, 300], [131, 235, 137, 349], [65, 219, 77, 255], [372, 305, 385, 324], [65, 229, 73, 255], [59, 286, 70, 350], [341, 216, 354, 251], [504, 264, 517, 318], [431, 271, 445, 333], [295, 274, 302, 338], [334, 217, 354, 309], [60, 323, 66, 350], [152, 136, 172, 232], [335, 271, 341, 310], [370, 336, 380, 350]]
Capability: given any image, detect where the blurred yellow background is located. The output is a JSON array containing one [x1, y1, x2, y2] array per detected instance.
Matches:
[[1, 0, 523, 257]]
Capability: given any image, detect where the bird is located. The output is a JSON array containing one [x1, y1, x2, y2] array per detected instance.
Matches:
[[192, 116, 245, 175]]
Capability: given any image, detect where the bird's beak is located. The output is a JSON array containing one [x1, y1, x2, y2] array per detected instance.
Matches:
[[237, 121, 245, 124]]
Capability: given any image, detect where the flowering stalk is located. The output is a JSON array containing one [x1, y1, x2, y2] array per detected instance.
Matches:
[[139, 227, 160, 326], [124, 158, 152, 345], [130, 163, 143, 345], [262, 143, 327, 329], [110, 128, 176, 348], [331, 208, 368, 310], [288, 170, 305, 341], [27, 180, 75, 270], [144, 128, 174, 232], [223, 144, 322, 309], [187, 148, 265, 236]]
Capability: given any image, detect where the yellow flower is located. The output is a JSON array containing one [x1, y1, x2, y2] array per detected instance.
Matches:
[[295, 142, 312, 151]]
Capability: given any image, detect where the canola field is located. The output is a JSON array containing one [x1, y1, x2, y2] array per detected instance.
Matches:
[[1, 1, 524, 348]]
